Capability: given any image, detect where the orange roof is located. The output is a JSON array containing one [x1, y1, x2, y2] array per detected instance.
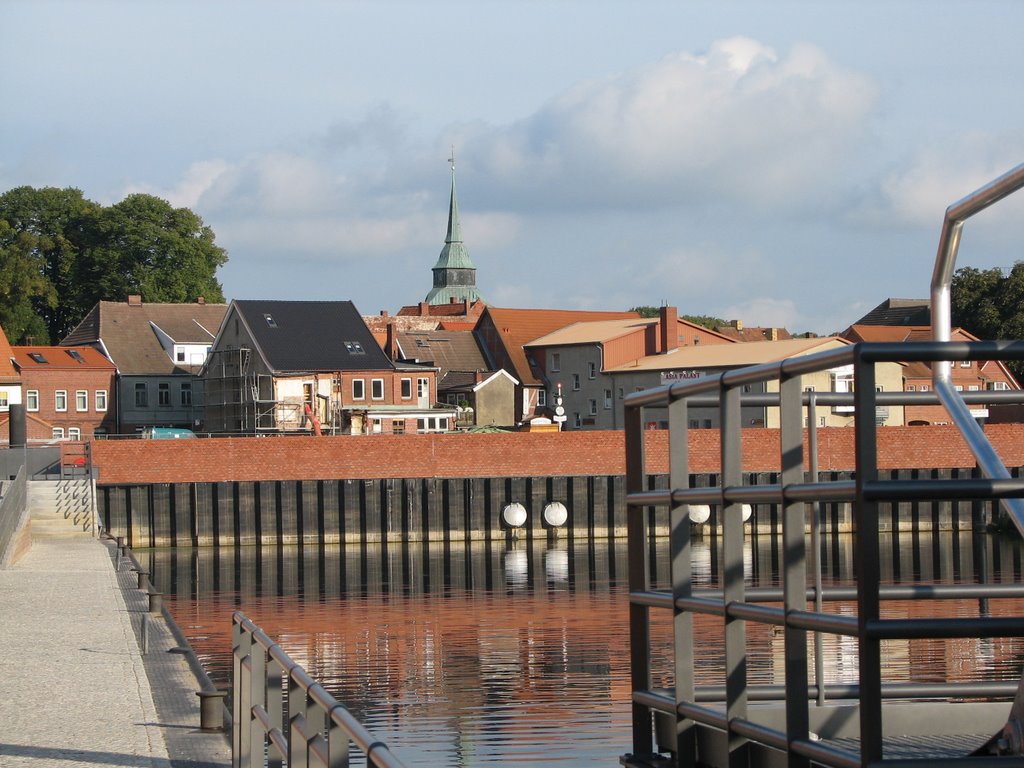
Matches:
[[12, 345, 116, 370], [0, 325, 18, 382], [482, 307, 640, 386]]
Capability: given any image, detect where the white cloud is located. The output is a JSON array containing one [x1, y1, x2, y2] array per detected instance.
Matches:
[[122, 159, 229, 209], [462, 37, 877, 211]]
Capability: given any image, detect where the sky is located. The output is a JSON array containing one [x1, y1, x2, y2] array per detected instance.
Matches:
[[3, 1, 1024, 335]]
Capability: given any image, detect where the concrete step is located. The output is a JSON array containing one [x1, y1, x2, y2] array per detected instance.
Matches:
[[27, 479, 95, 537]]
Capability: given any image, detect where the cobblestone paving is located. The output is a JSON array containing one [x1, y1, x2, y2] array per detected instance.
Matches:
[[0, 532, 230, 768]]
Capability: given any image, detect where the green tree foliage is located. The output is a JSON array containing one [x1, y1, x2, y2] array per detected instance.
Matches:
[[0, 187, 227, 343], [951, 262, 1024, 378], [628, 306, 728, 329]]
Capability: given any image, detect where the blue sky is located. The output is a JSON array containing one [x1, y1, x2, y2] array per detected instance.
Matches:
[[3, 1, 1024, 334]]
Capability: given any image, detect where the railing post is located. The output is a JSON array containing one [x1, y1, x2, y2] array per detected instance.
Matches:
[[624, 400, 652, 755], [780, 365, 810, 766], [720, 378, 748, 767], [668, 389, 696, 761], [853, 349, 883, 765]]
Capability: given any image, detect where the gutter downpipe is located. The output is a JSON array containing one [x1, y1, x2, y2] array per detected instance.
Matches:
[[930, 163, 1024, 533]]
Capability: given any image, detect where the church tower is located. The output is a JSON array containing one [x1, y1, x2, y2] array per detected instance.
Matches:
[[425, 152, 483, 305]]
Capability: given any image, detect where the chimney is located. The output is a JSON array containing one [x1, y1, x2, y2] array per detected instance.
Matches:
[[127, 295, 142, 306], [379, 310, 389, 317], [385, 323, 399, 360], [732, 319, 743, 331], [450, 296, 458, 304], [769, 327, 778, 341], [660, 306, 678, 353], [419, 302, 430, 316], [464, 298, 471, 314], [196, 296, 205, 305]]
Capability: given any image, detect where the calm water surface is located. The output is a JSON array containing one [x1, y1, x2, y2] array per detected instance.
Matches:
[[143, 531, 1024, 766]]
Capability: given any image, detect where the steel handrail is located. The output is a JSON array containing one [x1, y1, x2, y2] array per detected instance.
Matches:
[[232, 610, 405, 768]]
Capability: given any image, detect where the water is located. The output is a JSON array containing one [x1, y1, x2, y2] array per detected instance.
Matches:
[[142, 530, 1024, 766]]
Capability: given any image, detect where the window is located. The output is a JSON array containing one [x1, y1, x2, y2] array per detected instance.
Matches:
[[75, 390, 88, 411], [392, 419, 406, 435], [689, 419, 699, 429], [27, 390, 39, 412], [573, 412, 581, 428], [703, 419, 713, 429], [990, 381, 1011, 391], [588, 399, 597, 416], [906, 385, 916, 391], [604, 389, 612, 409], [960, 360, 971, 368], [180, 382, 192, 406], [551, 353, 561, 372], [0, 391, 6, 410], [371, 379, 385, 400], [537, 389, 546, 407], [571, 373, 580, 391], [588, 361, 597, 379], [52, 427, 64, 440], [955, 385, 964, 392], [29, 352, 48, 364], [352, 379, 365, 400], [176, 350, 186, 362], [344, 341, 365, 355], [96, 390, 108, 411], [55, 390, 67, 412], [920, 384, 930, 392], [969, 385, 980, 391], [158, 382, 171, 406], [135, 383, 148, 407], [400, 378, 412, 399], [68, 427, 81, 440], [65, 350, 85, 363], [264, 314, 277, 328]]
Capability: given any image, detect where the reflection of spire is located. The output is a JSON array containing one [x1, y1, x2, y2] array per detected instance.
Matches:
[[425, 148, 483, 305]]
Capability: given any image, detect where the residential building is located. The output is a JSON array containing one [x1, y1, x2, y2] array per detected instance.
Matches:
[[843, 324, 1019, 425], [603, 336, 906, 430], [385, 327, 516, 428], [10, 346, 117, 443], [523, 307, 736, 430], [0, 326, 21, 443], [474, 306, 642, 426], [850, 298, 931, 327], [203, 300, 454, 435], [61, 296, 226, 433], [713, 319, 794, 342], [424, 159, 484, 305]]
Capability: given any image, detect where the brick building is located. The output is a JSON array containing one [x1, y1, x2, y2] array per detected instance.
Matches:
[[10, 346, 117, 443]]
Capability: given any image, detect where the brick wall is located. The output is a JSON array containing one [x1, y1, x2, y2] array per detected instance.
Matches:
[[89, 423, 1024, 485]]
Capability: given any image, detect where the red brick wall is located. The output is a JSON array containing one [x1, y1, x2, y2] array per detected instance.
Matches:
[[90, 423, 1024, 485]]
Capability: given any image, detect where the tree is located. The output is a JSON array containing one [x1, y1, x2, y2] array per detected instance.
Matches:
[[0, 187, 228, 343], [951, 262, 1024, 377], [628, 306, 728, 329]]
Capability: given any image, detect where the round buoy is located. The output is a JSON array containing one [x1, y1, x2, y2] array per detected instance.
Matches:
[[687, 504, 712, 524], [502, 502, 527, 528], [742, 504, 753, 523], [543, 501, 568, 527]]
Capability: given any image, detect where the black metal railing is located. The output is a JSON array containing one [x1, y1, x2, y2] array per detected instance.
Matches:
[[623, 339, 1024, 768]]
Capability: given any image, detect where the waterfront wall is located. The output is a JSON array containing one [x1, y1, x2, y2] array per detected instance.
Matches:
[[87, 425, 1024, 547]]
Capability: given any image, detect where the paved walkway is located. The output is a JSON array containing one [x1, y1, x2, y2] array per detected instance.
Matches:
[[0, 527, 229, 768]]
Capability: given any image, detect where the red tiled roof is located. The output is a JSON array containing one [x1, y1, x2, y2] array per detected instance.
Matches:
[[482, 307, 640, 386], [0, 325, 18, 381], [12, 345, 116, 370]]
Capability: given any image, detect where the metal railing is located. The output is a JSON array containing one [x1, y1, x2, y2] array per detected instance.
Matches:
[[0, 464, 28, 568], [232, 610, 405, 768], [622, 339, 1024, 767]]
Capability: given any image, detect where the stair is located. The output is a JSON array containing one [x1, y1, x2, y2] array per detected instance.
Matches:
[[28, 479, 96, 538]]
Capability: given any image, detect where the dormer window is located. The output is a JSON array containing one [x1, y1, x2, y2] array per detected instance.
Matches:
[[264, 314, 277, 328]]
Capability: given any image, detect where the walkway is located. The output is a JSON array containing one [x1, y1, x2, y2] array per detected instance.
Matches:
[[0, 507, 229, 768]]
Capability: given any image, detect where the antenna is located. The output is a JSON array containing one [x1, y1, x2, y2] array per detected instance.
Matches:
[[448, 145, 456, 173]]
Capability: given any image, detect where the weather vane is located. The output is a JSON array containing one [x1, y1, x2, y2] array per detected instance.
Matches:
[[448, 145, 456, 173]]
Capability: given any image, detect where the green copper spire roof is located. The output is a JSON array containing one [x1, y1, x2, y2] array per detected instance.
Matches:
[[426, 151, 483, 305]]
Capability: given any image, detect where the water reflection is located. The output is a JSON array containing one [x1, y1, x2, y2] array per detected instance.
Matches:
[[145, 530, 1024, 766]]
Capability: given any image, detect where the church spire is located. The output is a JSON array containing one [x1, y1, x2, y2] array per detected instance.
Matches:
[[425, 148, 483, 305]]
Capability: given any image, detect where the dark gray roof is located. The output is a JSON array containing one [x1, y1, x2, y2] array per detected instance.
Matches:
[[853, 298, 931, 327], [396, 329, 488, 375], [235, 300, 394, 373]]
